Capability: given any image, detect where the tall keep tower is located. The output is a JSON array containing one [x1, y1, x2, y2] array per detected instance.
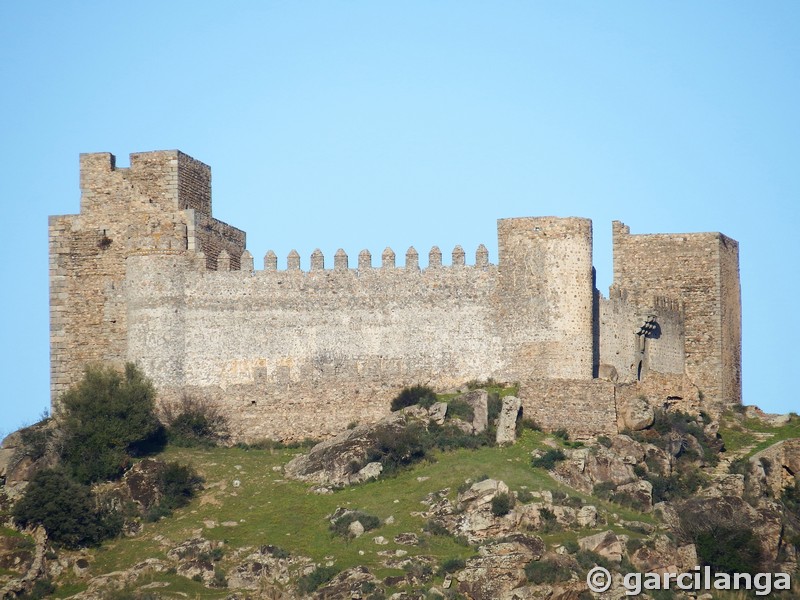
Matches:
[[49, 151, 245, 409], [611, 221, 742, 412]]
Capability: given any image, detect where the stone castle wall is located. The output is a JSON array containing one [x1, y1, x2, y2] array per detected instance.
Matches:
[[611, 221, 742, 413], [49, 151, 244, 406], [49, 150, 743, 440]]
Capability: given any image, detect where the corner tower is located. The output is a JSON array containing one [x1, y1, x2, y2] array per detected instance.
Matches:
[[611, 221, 742, 412], [497, 217, 595, 380], [49, 151, 246, 410]]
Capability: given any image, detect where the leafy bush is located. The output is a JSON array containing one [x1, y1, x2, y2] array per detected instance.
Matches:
[[390, 385, 437, 411], [524, 558, 572, 584], [491, 492, 513, 517], [695, 526, 762, 574], [538, 507, 560, 532], [596, 435, 612, 448], [439, 557, 466, 575], [144, 462, 204, 521], [366, 424, 429, 474], [487, 393, 502, 423], [297, 566, 340, 594], [159, 462, 204, 510], [553, 428, 569, 441], [575, 549, 613, 572], [60, 364, 165, 483], [423, 519, 450, 536], [447, 399, 474, 422], [12, 469, 121, 548], [162, 395, 229, 447], [517, 489, 534, 503], [17, 578, 56, 600], [330, 510, 381, 538], [531, 449, 566, 470]]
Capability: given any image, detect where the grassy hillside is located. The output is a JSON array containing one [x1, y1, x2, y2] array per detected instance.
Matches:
[[41, 429, 655, 598]]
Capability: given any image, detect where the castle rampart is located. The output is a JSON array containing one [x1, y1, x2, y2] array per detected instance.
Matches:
[[50, 151, 743, 440]]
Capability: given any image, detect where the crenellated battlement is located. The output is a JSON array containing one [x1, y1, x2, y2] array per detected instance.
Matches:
[[50, 150, 742, 441], [241, 245, 494, 273]]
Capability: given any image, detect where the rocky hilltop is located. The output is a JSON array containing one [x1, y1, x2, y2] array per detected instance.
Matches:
[[1, 381, 798, 599]]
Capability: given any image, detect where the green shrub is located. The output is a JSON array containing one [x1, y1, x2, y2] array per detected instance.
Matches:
[[159, 462, 204, 510], [553, 428, 569, 441], [695, 526, 762, 574], [487, 393, 502, 423], [366, 424, 429, 474], [562, 539, 579, 554], [531, 449, 566, 470], [390, 385, 437, 411], [17, 578, 56, 600], [538, 507, 560, 532], [144, 462, 204, 521], [423, 519, 450, 536], [330, 510, 381, 538], [447, 399, 474, 422], [517, 489, 534, 503], [491, 492, 513, 517], [60, 364, 165, 483], [596, 435, 612, 448], [298, 566, 340, 594], [12, 469, 121, 548], [162, 395, 229, 447], [524, 558, 571, 584], [575, 549, 612, 572], [439, 557, 466, 575]]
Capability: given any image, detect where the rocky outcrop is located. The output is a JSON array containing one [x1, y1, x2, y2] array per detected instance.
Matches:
[[0, 421, 60, 499], [750, 438, 800, 497], [457, 534, 545, 600], [617, 395, 655, 431], [284, 410, 418, 486], [460, 389, 489, 433]]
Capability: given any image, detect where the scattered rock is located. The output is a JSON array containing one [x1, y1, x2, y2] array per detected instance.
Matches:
[[348, 520, 365, 538], [394, 533, 419, 545]]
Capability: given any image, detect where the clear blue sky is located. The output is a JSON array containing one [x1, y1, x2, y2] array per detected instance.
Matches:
[[1, 2, 798, 437]]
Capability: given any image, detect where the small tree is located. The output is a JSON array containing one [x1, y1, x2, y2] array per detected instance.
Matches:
[[60, 363, 165, 483], [12, 469, 120, 548]]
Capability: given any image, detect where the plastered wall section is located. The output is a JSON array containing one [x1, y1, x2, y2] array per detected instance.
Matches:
[[598, 291, 685, 383], [125, 254, 504, 440], [611, 221, 741, 412], [50, 151, 245, 408], [124, 216, 597, 442]]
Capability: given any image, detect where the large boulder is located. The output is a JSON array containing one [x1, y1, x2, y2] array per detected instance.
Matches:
[[617, 395, 655, 432], [284, 409, 421, 486], [459, 389, 489, 433], [496, 396, 522, 446], [578, 530, 625, 563], [553, 444, 638, 494]]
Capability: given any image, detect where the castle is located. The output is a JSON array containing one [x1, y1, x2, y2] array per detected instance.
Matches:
[[49, 150, 742, 440]]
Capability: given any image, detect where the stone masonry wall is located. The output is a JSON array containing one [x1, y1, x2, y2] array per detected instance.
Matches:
[[49, 150, 742, 441], [611, 221, 741, 413], [124, 232, 599, 441], [497, 217, 594, 380], [598, 290, 684, 383], [49, 151, 244, 408], [519, 379, 618, 437]]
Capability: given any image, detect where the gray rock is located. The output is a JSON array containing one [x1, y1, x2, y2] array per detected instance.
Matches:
[[459, 389, 489, 433], [496, 396, 522, 446], [348, 520, 365, 538], [619, 395, 655, 431], [576, 505, 597, 527], [429, 402, 448, 425]]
